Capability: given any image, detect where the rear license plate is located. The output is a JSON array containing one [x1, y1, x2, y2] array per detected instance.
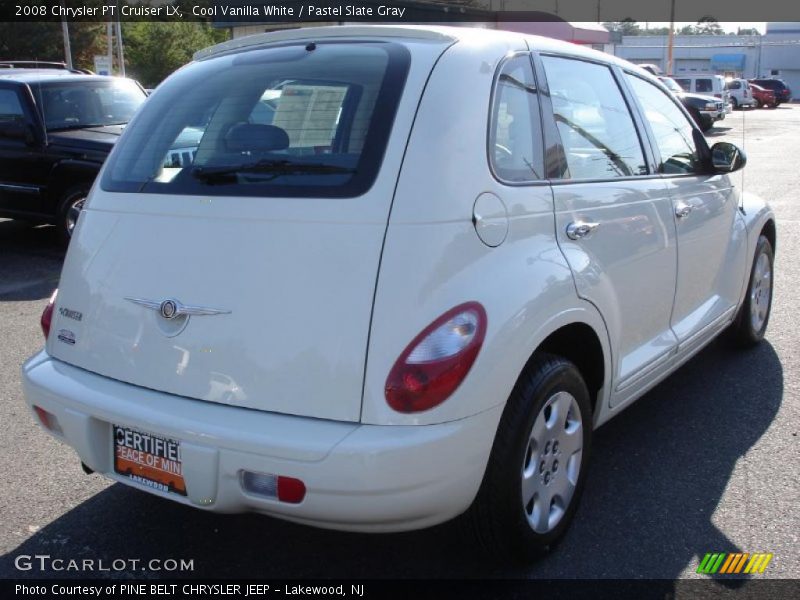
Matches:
[[113, 425, 186, 496]]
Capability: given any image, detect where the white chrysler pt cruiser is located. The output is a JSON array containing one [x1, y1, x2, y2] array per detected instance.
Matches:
[[23, 26, 776, 561]]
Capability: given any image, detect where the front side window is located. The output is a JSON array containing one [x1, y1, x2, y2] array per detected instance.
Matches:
[[542, 55, 647, 180], [489, 54, 543, 182], [102, 42, 410, 198], [37, 79, 145, 130], [626, 75, 700, 175]]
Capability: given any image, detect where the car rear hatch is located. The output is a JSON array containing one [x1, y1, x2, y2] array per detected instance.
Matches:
[[46, 33, 453, 423]]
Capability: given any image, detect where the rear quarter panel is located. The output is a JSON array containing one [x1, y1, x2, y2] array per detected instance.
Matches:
[[362, 35, 612, 426]]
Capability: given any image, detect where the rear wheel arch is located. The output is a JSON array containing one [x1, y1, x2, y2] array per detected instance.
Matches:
[[761, 219, 776, 255], [45, 161, 99, 212], [532, 322, 607, 420]]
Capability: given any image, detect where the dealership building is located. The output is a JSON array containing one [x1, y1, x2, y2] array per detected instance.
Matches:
[[613, 23, 800, 93]]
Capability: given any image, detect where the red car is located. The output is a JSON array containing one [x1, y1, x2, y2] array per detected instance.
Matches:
[[749, 83, 778, 108]]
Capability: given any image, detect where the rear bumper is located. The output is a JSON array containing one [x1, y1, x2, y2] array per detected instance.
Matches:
[[21, 352, 501, 532]]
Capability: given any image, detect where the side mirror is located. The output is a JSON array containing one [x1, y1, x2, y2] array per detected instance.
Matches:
[[0, 120, 38, 146], [711, 142, 746, 173]]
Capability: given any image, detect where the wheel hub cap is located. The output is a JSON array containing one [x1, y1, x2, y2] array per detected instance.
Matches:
[[521, 391, 584, 534], [750, 251, 772, 332]]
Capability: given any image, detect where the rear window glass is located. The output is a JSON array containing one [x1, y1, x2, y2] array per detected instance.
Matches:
[[102, 41, 410, 198]]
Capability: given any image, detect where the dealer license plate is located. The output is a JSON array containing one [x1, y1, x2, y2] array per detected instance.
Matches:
[[113, 425, 186, 496]]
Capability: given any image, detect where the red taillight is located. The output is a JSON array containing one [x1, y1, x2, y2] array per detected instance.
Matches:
[[385, 302, 487, 413], [277, 476, 307, 504], [40, 289, 58, 340]]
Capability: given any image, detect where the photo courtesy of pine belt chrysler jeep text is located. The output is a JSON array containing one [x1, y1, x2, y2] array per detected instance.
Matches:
[[22, 26, 776, 562]]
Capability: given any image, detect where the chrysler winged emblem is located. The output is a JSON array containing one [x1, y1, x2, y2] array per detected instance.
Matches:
[[125, 297, 231, 320]]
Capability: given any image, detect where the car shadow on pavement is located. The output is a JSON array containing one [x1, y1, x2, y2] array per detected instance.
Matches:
[[1, 338, 783, 582], [706, 127, 734, 137], [0, 220, 64, 302]]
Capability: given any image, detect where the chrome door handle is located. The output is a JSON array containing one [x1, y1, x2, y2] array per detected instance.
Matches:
[[675, 203, 694, 219], [566, 221, 600, 240]]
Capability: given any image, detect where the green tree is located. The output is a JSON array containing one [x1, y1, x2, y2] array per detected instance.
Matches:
[[603, 19, 642, 36], [644, 27, 672, 35], [122, 21, 229, 87], [0, 21, 106, 70], [696, 16, 724, 35]]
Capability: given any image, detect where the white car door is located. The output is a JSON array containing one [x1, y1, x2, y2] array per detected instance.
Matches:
[[540, 55, 679, 404], [624, 74, 748, 353]]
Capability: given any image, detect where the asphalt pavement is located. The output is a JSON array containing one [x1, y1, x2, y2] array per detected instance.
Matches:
[[0, 106, 798, 582]]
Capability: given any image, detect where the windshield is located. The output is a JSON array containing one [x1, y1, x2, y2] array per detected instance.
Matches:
[[102, 41, 410, 198], [660, 77, 683, 93], [38, 79, 145, 130]]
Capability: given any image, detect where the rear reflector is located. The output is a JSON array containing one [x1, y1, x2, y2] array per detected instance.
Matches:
[[240, 471, 306, 504], [33, 405, 63, 435]]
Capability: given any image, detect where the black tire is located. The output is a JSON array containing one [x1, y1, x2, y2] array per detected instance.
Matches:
[[56, 185, 89, 244], [689, 108, 712, 133], [728, 235, 774, 347], [755, 99, 763, 108], [466, 354, 593, 563], [731, 97, 739, 109]]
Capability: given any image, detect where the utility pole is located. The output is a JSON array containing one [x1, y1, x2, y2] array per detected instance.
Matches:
[[60, 1, 72, 69], [107, 21, 114, 74], [115, 0, 125, 76], [666, 0, 676, 75]]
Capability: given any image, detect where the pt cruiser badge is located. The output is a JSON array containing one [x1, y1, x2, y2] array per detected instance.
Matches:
[[124, 297, 231, 320]]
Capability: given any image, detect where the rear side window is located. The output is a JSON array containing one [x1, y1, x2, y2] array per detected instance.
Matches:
[[542, 55, 647, 180], [695, 79, 713, 93], [102, 42, 410, 198], [489, 54, 544, 182], [0, 88, 24, 122], [626, 76, 700, 175]]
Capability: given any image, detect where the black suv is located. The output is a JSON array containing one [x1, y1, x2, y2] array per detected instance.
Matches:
[[0, 68, 146, 240], [748, 78, 793, 105], [658, 76, 724, 132]]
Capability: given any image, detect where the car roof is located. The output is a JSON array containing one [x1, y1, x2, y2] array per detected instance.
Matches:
[[193, 24, 653, 76], [0, 70, 119, 85]]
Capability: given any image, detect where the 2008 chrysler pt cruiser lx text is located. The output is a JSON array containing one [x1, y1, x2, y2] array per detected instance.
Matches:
[[22, 25, 775, 562]]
